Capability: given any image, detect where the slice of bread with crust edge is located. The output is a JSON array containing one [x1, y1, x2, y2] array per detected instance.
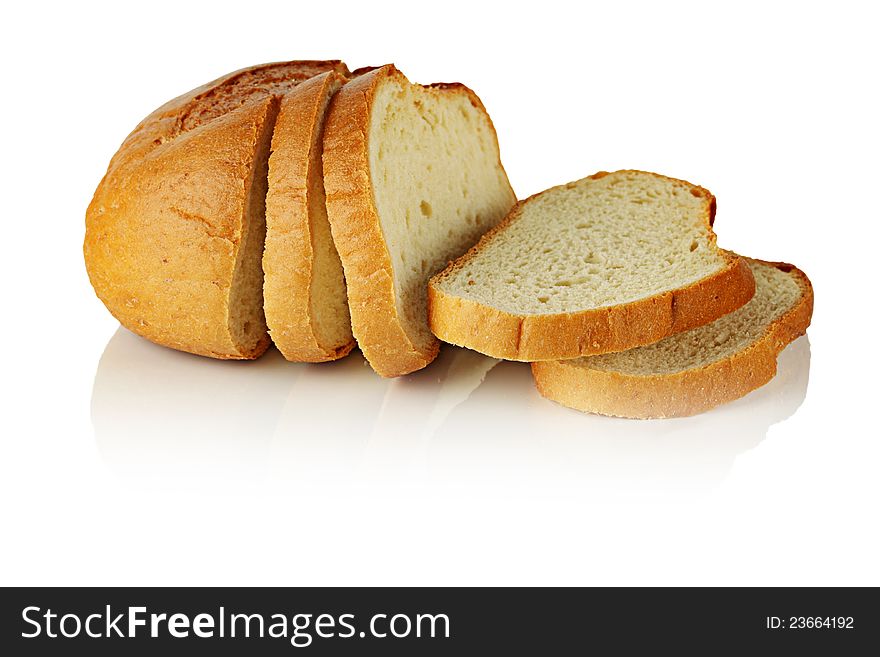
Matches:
[[322, 64, 516, 377], [263, 70, 355, 362], [85, 61, 348, 360], [428, 170, 756, 362], [531, 258, 813, 418]]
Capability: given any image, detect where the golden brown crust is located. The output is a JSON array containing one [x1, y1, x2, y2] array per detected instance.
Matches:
[[263, 71, 355, 362], [531, 259, 814, 418], [428, 170, 755, 361], [84, 61, 347, 359], [322, 66, 434, 377], [322, 65, 512, 377]]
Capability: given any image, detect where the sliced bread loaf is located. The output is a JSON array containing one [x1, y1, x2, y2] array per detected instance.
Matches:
[[532, 258, 813, 418], [322, 65, 517, 377], [428, 170, 756, 361], [263, 71, 355, 362], [85, 61, 348, 359]]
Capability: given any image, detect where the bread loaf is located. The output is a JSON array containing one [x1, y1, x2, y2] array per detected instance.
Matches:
[[85, 63, 811, 423], [84, 61, 348, 359]]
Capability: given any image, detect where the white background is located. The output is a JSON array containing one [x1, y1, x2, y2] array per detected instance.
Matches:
[[2, 0, 878, 586]]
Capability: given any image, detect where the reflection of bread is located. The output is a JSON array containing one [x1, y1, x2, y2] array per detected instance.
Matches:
[[429, 170, 755, 361], [427, 337, 811, 496], [268, 352, 390, 482], [92, 326, 811, 491], [84, 61, 348, 359], [533, 259, 813, 418], [370, 347, 499, 444], [264, 71, 354, 362], [91, 329, 292, 469], [323, 65, 516, 377]]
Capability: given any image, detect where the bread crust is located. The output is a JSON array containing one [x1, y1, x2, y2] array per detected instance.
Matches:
[[322, 66, 430, 377], [263, 71, 355, 362], [531, 259, 813, 418], [84, 61, 348, 359], [322, 65, 513, 377], [428, 170, 756, 361]]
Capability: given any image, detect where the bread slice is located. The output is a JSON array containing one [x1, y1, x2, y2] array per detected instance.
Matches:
[[263, 71, 355, 362], [428, 170, 756, 361], [322, 65, 516, 377], [84, 61, 348, 359], [532, 258, 813, 418]]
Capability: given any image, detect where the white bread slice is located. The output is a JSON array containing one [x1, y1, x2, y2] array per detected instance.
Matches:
[[322, 65, 516, 378], [532, 259, 813, 418], [263, 71, 355, 362], [428, 170, 756, 361], [84, 61, 348, 359]]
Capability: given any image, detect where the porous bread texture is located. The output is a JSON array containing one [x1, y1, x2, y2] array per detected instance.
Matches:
[[428, 170, 756, 361], [370, 77, 516, 349], [438, 172, 724, 314], [84, 61, 348, 359], [532, 259, 814, 418], [323, 65, 516, 377], [585, 260, 804, 374], [263, 71, 354, 362]]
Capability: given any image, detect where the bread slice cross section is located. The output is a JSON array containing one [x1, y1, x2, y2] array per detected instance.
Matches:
[[428, 170, 756, 361], [532, 258, 813, 418], [84, 61, 348, 359], [322, 65, 516, 377], [263, 70, 355, 362]]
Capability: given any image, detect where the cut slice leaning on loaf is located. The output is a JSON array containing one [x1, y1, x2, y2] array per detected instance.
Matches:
[[428, 170, 756, 361], [532, 258, 813, 418], [263, 70, 355, 362], [323, 65, 516, 377]]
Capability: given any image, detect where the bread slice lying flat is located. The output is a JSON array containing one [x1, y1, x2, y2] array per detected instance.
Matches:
[[323, 65, 516, 377], [85, 60, 348, 359], [532, 258, 813, 418], [428, 170, 756, 361], [263, 71, 355, 362]]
